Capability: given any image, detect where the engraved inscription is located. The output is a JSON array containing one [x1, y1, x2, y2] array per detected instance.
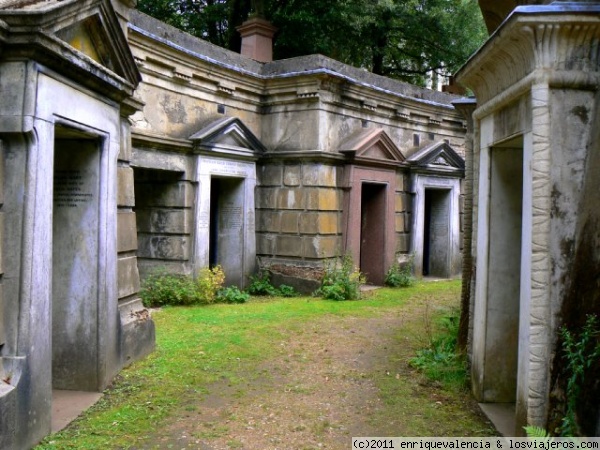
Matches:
[[221, 205, 243, 229], [54, 170, 93, 208]]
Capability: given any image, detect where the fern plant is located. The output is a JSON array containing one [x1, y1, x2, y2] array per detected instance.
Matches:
[[559, 314, 600, 436]]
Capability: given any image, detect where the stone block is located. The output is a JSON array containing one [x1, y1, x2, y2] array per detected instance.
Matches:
[[136, 208, 191, 234], [137, 235, 190, 260], [118, 256, 141, 299], [396, 234, 410, 253], [137, 181, 194, 208], [299, 212, 319, 234], [396, 172, 405, 191], [302, 164, 337, 187], [306, 189, 340, 211], [275, 235, 304, 257], [280, 211, 300, 233], [303, 236, 341, 258], [256, 234, 275, 255], [395, 214, 405, 233], [0, 142, 4, 206], [404, 212, 412, 232], [0, 212, 3, 274], [395, 192, 405, 212], [257, 210, 281, 233], [117, 166, 135, 207], [256, 187, 278, 209], [318, 212, 339, 235], [118, 298, 155, 368], [118, 118, 132, 162], [258, 165, 283, 186], [117, 211, 138, 253], [277, 188, 305, 210], [283, 165, 301, 186]]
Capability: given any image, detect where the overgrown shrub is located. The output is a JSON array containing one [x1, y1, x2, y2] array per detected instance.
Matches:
[[140, 266, 225, 307], [385, 256, 415, 288], [196, 265, 226, 304], [247, 271, 298, 297], [216, 286, 250, 304], [316, 255, 365, 301]]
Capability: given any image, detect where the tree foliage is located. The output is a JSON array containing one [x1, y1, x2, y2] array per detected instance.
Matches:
[[136, 0, 487, 85]]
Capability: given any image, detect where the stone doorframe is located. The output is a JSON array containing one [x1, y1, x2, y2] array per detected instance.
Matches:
[[410, 175, 462, 278], [191, 117, 265, 288], [408, 141, 465, 278], [340, 128, 406, 284], [342, 165, 397, 284]]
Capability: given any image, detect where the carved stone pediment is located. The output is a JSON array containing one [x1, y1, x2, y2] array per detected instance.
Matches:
[[339, 128, 406, 167], [0, 0, 141, 92], [190, 117, 266, 159], [407, 141, 465, 174]]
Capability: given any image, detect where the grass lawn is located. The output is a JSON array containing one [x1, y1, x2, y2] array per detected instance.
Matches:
[[36, 280, 495, 449]]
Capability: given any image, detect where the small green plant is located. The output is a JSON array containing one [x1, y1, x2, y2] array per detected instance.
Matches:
[[140, 266, 226, 307], [216, 286, 250, 304], [247, 272, 299, 297], [385, 256, 415, 288], [524, 426, 551, 439], [409, 308, 467, 389], [558, 314, 600, 437], [278, 284, 298, 298], [315, 255, 365, 301], [247, 271, 279, 296], [140, 269, 197, 307]]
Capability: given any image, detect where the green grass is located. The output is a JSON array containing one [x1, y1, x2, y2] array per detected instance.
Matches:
[[36, 279, 492, 448]]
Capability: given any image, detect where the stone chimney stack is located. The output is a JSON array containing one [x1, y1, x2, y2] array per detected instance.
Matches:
[[236, 17, 277, 63]]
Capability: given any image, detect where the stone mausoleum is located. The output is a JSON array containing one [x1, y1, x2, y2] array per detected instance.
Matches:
[[458, 0, 600, 436], [0, 0, 468, 447]]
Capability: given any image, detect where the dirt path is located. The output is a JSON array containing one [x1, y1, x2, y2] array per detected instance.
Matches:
[[140, 307, 494, 450]]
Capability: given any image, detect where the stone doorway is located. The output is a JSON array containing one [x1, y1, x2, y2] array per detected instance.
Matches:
[[474, 142, 523, 404], [52, 132, 101, 391], [423, 189, 451, 277], [209, 176, 246, 286], [360, 183, 387, 285]]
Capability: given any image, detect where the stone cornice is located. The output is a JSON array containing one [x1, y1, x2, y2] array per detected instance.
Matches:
[[456, 5, 600, 105]]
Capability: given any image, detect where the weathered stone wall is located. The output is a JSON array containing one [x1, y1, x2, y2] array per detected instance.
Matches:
[[117, 119, 155, 366], [256, 162, 343, 266], [395, 172, 411, 255], [0, 139, 4, 351], [134, 167, 194, 278]]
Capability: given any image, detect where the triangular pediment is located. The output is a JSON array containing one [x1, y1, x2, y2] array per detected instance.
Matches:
[[407, 141, 465, 171], [57, 15, 117, 73], [0, 0, 141, 87], [190, 117, 266, 157], [339, 128, 405, 166]]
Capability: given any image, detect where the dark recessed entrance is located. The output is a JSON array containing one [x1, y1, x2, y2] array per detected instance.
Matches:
[[423, 189, 451, 277], [209, 177, 245, 286], [52, 132, 101, 391], [360, 182, 387, 285]]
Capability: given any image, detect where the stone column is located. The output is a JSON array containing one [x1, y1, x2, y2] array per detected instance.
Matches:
[[452, 98, 477, 354]]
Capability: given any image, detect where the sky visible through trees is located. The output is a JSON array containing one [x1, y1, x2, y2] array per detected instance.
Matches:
[[137, 0, 487, 87]]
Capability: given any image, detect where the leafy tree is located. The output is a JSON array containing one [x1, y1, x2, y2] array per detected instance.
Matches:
[[136, 0, 486, 86]]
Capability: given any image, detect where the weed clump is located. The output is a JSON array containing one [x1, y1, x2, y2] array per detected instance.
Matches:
[[385, 256, 415, 288], [247, 271, 298, 297], [141, 266, 227, 307], [316, 255, 365, 301], [409, 308, 467, 390]]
